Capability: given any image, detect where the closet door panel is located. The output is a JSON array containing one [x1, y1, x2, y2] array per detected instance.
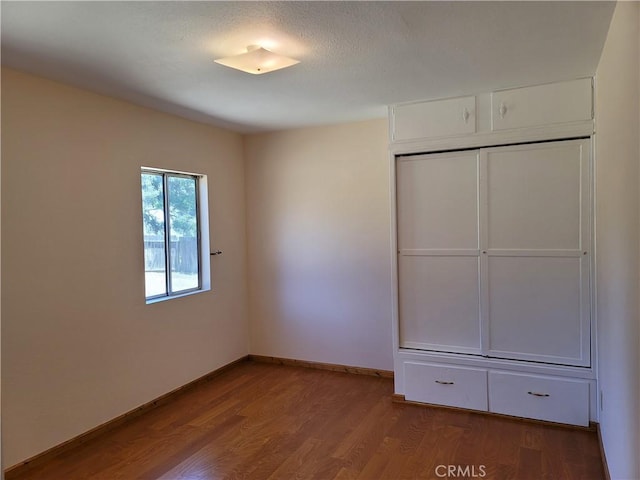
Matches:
[[399, 255, 481, 354], [397, 152, 479, 250], [397, 150, 481, 354], [482, 139, 591, 366], [487, 256, 588, 365], [485, 141, 585, 250]]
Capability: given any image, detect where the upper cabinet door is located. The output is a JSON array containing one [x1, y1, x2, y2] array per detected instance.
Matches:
[[392, 96, 476, 142], [491, 78, 592, 131]]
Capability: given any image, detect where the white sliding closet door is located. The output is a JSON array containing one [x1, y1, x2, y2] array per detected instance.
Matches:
[[396, 138, 591, 367], [481, 139, 591, 366], [397, 151, 481, 354]]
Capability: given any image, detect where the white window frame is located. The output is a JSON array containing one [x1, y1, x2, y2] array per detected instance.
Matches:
[[141, 167, 211, 304]]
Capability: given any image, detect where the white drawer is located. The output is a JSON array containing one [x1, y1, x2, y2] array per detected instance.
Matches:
[[488, 371, 590, 426], [404, 362, 487, 411], [392, 96, 476, 142], [491, 78, 592, 131]]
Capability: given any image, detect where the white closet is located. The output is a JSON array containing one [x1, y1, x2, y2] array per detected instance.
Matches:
[[390, 79, 596, 427]]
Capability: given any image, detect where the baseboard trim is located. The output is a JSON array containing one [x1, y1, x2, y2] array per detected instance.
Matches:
[[4, 355, 250, 479], [596, 423, 611, 480], [391, 393, 597, 432], [248, 354, 394, 378]]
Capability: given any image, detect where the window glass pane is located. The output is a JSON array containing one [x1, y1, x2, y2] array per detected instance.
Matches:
[[167, 175, 199, 293], [141, 173, 167, 298]]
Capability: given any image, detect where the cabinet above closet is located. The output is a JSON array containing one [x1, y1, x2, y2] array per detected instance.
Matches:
[[389, 78, 593, 153]]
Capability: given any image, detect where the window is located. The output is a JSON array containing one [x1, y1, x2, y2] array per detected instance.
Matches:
[[141, 168, 210, 302]]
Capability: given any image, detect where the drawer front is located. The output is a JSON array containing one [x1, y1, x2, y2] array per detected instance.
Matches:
[[488, 371, 590, 426], [404, 362, 487, 411], [491, 78, 592, 131], [392, 96, 476, 142]]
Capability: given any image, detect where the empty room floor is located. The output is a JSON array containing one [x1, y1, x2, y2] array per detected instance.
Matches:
[[10, 361, 605, 480]]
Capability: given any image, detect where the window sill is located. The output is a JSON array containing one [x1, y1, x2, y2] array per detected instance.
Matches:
[[145, 287, 211, 305]]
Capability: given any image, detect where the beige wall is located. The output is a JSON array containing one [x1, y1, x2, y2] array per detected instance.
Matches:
[[594, 2, 640, 479], [1, 68, 249, 467], [244, 120, 394, 371]]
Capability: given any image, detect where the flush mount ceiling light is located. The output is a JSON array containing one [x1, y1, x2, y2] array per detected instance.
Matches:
[[214, 45, 300, 75]]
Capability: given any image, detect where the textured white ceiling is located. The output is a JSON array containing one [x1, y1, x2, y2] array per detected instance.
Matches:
[[1, 1, 615, 133]]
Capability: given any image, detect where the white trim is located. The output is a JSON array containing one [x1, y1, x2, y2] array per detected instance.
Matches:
[[591, 130, 600, 419], [395, 349, 596, 382], [388, 152, 400, 346], [485, 249, 584, 257], [145, 287, 211, 305], [399, 249, 479, 256], [389, 121, 593, 156], [400, 341, 482, 356], [479, 152, 490, 357]]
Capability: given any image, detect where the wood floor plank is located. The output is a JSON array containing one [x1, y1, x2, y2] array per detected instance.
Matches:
[[8, 361, 605, 480], [239, 432, 313, 480], [135, 414, 246, 479], [331, 467, 359, 480], [516, 446, 543, 480], [389, 413, 443, 480], [266, 437, 323, 480], [354, 436, 401, 480]]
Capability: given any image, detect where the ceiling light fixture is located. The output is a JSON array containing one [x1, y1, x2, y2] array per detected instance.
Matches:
[[214, 45, 300, 75]]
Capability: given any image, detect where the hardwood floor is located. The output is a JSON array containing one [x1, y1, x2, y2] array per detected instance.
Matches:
[[11, 360, 604, 480]]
